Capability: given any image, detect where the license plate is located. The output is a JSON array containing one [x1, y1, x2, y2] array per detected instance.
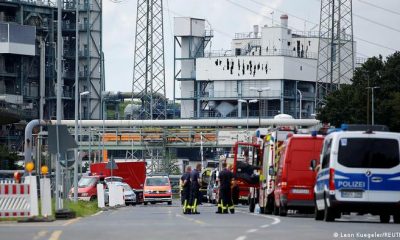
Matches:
[[341, 191, 362, 198], [292, 189, 309, 194]]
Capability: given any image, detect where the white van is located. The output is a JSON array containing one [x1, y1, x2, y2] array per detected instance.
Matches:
[[313, 130, 400, 223]]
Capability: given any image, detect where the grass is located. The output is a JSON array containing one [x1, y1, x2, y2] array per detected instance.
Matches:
[[61, 200, 100, 218], [0, 199, 99, 222]]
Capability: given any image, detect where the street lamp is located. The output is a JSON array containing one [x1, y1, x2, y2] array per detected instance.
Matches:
[[366, 86, 380, 125], [79, 91, 90, 174], [297, 89, 303, 119], [238, 99, 258, 142], [249, 87, 271, 127]]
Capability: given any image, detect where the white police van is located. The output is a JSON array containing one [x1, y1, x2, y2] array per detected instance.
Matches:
[[313, 128, 400, 223]]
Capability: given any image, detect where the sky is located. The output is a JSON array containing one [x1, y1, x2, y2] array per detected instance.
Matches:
[[102, 0, 400, 99]]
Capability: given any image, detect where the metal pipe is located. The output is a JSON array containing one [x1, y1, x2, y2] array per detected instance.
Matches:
[[48, 119, 319, 127], [24, 119, 47, 165], [73, 0, 79, 203]]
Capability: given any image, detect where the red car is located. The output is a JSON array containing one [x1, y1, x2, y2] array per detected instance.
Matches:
[[70, 175, 103, 201], [274, 134, 324, 216]]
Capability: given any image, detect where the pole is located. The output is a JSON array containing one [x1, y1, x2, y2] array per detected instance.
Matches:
[[200, 132, 204, 170], [297, 89, 302, 119], [372, 88, 375, 125], [246, 101, 249, 142], [258, 91, 261, 128], [55, 0, 63, 211], [79, 94, 83, 176], [73, 0, 79, 202]]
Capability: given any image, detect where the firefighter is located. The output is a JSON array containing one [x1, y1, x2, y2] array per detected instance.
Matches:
[[189, 163, 202, 214], [180, 165, 192, 214], [216, 162, 235, 214]]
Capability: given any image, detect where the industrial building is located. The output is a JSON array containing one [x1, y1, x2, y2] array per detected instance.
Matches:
[[0, 0, 103, 150], [174, 15, 356, 120]]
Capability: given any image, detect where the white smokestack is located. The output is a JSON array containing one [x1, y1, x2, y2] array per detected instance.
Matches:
[[253, 25, 259, 37], [280, 14, 288, 28]]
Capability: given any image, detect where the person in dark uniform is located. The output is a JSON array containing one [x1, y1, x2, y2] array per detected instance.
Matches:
[[189, 163, 202, 214], [180, 165, 192, 214], [216, 162, 235, 214]]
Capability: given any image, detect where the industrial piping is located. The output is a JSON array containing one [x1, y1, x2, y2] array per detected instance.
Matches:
[[24, 118, 319, 164]]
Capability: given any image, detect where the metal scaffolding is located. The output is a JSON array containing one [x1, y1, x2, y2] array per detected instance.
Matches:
[[316, 0, 354, 109], [132, 0, 166, 120]]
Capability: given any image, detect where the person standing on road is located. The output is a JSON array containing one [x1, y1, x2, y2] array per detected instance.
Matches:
[[189, 163, 202, 214], [216, 162, 235, 214], [180, 165, 192, 214]]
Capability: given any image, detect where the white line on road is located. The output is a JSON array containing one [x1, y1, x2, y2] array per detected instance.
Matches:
[[48, 230, 62, 240], [237, 210, 281, 226], [62, 217, 81, 226], [260, 224, 270, 228], [235, 235, 247, 240], [246, 229, 258, 233], [33, 230, 48, 240], [92, 211, 103, 217], [175, 214, 206, 225]]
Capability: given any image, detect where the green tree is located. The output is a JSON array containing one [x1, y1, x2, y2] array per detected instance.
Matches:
[[0, 145, 19, 170], [318, 52, 400, 131]]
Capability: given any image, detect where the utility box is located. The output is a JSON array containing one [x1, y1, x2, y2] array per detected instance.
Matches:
[[0, 23, 36, 56], [174, 17, 205, 37]]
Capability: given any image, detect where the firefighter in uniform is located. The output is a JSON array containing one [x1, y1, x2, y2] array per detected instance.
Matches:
[[216, 162, 235, 214], [189, 163, 202, 214], [180, 165, 192, 214]]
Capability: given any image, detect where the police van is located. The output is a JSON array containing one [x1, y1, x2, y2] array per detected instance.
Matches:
[[312, 128, 400, 223]]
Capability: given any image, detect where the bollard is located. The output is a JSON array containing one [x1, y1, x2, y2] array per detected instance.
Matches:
[[24, 176, 39, 216], [97, 184, 105, 208], [109, 184, 117, 207], [40, 178, 52, 217]]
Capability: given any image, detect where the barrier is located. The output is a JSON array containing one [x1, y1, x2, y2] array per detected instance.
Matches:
[[0, 184, 30, 218]]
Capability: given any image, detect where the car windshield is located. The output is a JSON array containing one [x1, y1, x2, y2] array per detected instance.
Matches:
[[105, 177, 123, 183], [146, 177, 169, 186], [338, 138, 400, 168], [78, 177, 97, 187], [123, 185, 132, 192]]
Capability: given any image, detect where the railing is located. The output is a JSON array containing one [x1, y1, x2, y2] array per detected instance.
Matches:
[[291, 31, 319, 38], [234, 32, 261, 39], [204, 48, 317, 59], [193, 110, 281, 119]]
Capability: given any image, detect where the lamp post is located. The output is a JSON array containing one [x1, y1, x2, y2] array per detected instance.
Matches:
[[249, 87, 271, 127], [297, 89, 303, 119], [79, 91, 90, 176], [238, 99, 258, 142], [366, 86, 380, 125], [73, 0, 80, 202]]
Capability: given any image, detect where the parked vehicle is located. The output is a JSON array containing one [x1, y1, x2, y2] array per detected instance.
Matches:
[[70, 175, 104, 201], [143, 175, 172, 205], [90, 161, 146, 203], [313, 128, 400, 223], [273, 133, 324, 216], [104, 182, 137, 206]]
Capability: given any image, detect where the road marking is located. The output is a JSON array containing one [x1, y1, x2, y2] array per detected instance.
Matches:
[[237, 210, 281, 225], [92, 211, 103, 217], [48, 230, 62, 240], [235, 236, 247, 240], [260, 224, 270, 228], [175, 214, 205, 225], [33, 230, 48, 240], [62, 217, 81, 226], [246, 229, 258, 233]]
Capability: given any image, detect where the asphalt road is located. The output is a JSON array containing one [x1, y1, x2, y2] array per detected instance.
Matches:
[[1, 200, 399, 240]]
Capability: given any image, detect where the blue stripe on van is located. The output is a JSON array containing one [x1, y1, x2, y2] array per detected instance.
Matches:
[[316, 170, 400, 192]]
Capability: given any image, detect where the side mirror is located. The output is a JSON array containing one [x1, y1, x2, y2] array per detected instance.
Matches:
[[310, 159, 317, 171], [268, 167, 275, 176]]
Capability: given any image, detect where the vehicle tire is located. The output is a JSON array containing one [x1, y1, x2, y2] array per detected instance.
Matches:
[[279, 204, 287, 217], [314, 202, 324, 221], [132, 203, 136, 206], [323, 199, 336, 222], [249, 198, 255, 213], [380, 214, 390, 223], [168, 201, 172, 205], [90, 196, 97, 201], [393, 214, 400, 224], [144, 202, 148, 205], [151, 202, 156, 205]]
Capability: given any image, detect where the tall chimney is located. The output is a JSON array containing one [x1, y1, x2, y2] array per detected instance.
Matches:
[[280, 14, 288, 28], [253, 25, 259, 37]]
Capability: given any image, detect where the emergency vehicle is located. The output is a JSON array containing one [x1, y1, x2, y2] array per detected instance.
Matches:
[[313, 127, 400, 223]]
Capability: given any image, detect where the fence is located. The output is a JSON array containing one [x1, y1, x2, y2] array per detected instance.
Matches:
[[0, 183, 30, 218]]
